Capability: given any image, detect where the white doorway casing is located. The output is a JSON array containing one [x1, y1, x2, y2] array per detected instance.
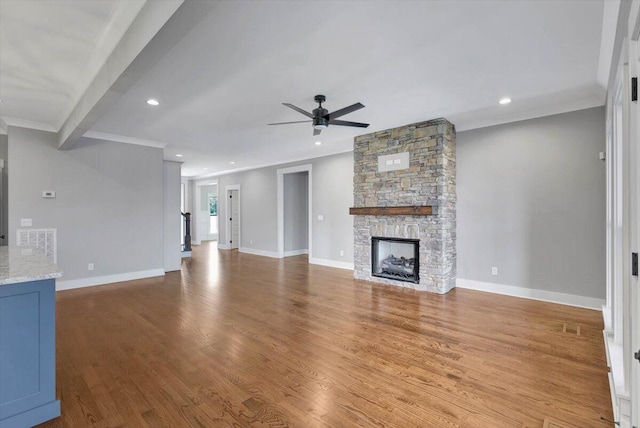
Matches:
[[630, 9, 640, 426], [605, 3, 640, 425], [277, 164, 312, 259]]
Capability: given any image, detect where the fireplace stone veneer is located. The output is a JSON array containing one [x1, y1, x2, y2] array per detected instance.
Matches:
[[353, 118, 456, 293]]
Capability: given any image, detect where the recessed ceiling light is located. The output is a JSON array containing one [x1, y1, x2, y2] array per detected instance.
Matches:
[[203, 167, 208, 170], [146, 99, 159, 106], [175, 154, 183, 157], [499, 97, 512, 105], [229, 161, 236, 165], [315, 141, 322, 146]]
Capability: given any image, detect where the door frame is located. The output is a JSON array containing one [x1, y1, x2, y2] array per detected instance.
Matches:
[[224, 184, 241, 250], [277, 164, 312, 259], [630, 8, 640, 424], [193, 179, 218, 245]]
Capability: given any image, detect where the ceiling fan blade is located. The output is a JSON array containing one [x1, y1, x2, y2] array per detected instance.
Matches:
[[268, 120, 312, 125], [326, 102, 364, 120], [313, 128, 322, 136], [329, 119, 370, 128], [283, 103, 313, 118]]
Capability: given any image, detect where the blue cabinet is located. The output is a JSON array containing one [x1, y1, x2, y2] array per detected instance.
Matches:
[[0, 279, 60, 428]]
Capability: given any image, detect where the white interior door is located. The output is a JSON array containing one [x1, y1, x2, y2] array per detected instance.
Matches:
[[229, 189, 239, 249]]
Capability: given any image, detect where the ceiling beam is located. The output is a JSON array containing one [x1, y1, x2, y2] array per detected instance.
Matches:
[[58, 0, 217, 150]]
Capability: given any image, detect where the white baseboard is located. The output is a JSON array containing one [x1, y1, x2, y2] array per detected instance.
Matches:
[[456, 278, 605, 310], [309, 257, 354, 270], [284, 249, 309, 257], [239, 247, 279, 258], [56, 268, 165, 291], [217, 243, 231, 250]]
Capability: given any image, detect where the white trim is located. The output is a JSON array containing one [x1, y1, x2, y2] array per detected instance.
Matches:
[[225, 185, 241, 249], [82, 131, 168, 148], [0, 116, 57, 133], [217, 243, 231, 250], [238, 247, 278, 258], [597, 0, 622, 89], [456, 278, 605, 310], [284, 249, 309, 257], [309, 257, 354, 271], [56, 268, 165, 291], [277, 164, 312, 260], [605, 330, 632, 425]]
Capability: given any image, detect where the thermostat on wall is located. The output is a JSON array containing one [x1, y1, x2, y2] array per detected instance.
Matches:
[[42, 191, 56, 198]]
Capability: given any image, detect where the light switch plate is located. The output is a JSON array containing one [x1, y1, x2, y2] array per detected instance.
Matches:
[[42, 190, 56, 198], [21, 218, 32, 227]]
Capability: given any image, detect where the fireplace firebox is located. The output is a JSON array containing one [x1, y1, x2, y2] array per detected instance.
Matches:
[[371, 237, 419, 284]]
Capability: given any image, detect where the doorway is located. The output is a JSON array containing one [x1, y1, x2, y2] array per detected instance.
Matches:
[[277, 164, 312, 259], [225, 185, 241, 250], [194, 179, 219, 245], [283, 171, 309, 257]]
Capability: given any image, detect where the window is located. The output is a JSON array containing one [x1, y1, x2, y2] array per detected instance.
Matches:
[[209, 195, 218, 235]]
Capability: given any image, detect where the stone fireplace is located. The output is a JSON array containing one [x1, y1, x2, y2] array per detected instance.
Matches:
[[351, 118, 456, 294]]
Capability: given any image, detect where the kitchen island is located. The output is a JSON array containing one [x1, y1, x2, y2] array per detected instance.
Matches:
[[0, 247, 62, 428]]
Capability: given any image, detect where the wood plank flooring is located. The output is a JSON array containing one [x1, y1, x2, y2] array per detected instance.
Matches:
[[38, 242, 612, 427]]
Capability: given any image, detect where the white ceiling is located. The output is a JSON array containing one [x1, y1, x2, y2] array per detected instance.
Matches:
[[1, 1, 607, 178], [0, 0, 145, 131]]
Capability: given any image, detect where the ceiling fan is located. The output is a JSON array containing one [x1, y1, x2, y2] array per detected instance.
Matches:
[[268, 95, 370, 136]]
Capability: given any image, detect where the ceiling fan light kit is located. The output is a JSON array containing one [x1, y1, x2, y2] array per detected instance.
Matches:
[[268, 94, 370, 135]]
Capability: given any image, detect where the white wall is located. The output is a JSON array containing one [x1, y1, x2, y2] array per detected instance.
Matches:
[[163, 161, 181, 272], [457, 107, 606, 300], [8, 127, 165, 288], [284, 171, 308, 253]]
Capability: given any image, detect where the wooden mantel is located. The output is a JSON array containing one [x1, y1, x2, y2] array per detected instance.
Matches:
[[349, 206, 434, 216]]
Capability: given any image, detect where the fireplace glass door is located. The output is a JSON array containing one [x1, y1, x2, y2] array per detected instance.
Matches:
[[371, 237, 419, 283]]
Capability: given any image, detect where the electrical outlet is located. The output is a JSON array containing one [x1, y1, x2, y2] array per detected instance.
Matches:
[[21, 218, 32, 227], [317, 215, 324, 221], [88, 263, 94, 271], [491, 266, 498, 276], [250, 240, 254, 245], [340, 250, 344, 257]]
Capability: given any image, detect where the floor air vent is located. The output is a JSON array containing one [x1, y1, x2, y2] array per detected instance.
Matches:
[[562, 323, 581, 336]]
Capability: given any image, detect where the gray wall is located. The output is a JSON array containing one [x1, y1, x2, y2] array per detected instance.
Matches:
[[457, 107, 606, 298], [205, 151, 354, 263], [8, 127, 165, 281], [284, 171, 308, 252], [0, 134, 7, 245], [163, 161, 182, 272]]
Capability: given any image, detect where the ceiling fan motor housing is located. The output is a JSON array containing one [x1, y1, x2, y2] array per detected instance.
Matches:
[[313, 107, 329, 129]]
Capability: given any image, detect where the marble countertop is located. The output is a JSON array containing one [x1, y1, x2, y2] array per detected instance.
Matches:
[[0, 247, 63, 286]]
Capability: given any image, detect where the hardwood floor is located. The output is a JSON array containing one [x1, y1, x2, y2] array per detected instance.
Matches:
[[37, 242, 612, 427]]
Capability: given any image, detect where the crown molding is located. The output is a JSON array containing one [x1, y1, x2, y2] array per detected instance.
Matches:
[[82, 131, 168, 148], [1, 116, 57, 133]]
